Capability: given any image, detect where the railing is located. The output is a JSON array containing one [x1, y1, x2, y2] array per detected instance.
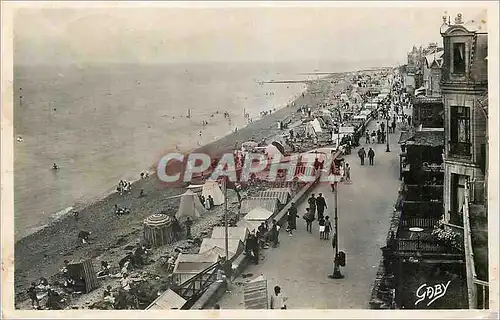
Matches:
[[396, 238, 450, 253], [400, 217, 440, 228], [462, 183, 489, 309], [402, 200, 444, 218], [449, 141, 472, 157], [474, 279, 489, 309], [174, 261, 222, 308]]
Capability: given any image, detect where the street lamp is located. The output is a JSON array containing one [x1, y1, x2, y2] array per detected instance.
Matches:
[[385, 114, 390, 152], [329, 173, 344, 279]]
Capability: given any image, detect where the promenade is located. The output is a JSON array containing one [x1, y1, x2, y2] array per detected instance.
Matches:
[[219, 109, 410, 309]]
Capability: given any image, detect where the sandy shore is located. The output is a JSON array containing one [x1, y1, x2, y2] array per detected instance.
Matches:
[[14, 72, 352, 307]]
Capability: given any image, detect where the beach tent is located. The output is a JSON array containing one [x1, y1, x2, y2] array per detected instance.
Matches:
[[305, 118, 323, 137], [270, 141, 285, 155], [202, 180, 225, 206], [66, 259, 100, 293], [264, 144, 282, 158], [175, 190, 207, 220]]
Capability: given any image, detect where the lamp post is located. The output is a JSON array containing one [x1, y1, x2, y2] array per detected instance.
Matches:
[[385, 114, 390, 152], [329, 174, 344, 279], [223, 176, 229, 260]]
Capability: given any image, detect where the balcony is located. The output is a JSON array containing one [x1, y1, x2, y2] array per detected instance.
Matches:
[[449, 141, 472, 158]]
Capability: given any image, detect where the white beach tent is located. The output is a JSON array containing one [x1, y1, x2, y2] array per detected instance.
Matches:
[[175, 190, 207, 220], [265, 144, 282, 158], [202, 179, 225, 206]]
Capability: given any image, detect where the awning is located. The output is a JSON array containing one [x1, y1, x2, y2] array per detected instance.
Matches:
[[398, 130, 415, 144]]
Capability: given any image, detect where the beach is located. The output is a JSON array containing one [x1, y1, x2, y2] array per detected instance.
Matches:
[[14, 70, 352, 307]]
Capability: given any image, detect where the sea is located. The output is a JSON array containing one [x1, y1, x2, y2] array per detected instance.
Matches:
[[13, 60, 384, 240]]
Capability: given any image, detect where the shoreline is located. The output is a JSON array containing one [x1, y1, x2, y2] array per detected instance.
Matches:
[[14, 71, 352, 305], [15, 78, 308, 241]]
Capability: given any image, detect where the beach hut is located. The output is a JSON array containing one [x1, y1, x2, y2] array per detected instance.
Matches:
[[236, 219, 262, 233], [241, 141, 259, 152], [175, 190, 207, 220], [244, 275, 269, 309], [258, 188, 292, 206], [172, 249, 221, 285], [211, 226, 249, 243], [244, 207, 274, 223], [146, 289, 187, 310], [143, 213, 176, 248], [66, 259, 99, 293], [240, 197, 279, 215], [202, 180, 225, 206], [198, 238, 244, 261]]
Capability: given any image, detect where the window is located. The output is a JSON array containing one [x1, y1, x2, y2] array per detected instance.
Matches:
[[450, 106, 471, 156], [453, 43, 466, 74]]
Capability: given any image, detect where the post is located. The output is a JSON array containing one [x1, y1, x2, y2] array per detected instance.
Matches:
[[329, 178, 344, 279], [386, 115, 390, 152], [224, 176, 229, 260]]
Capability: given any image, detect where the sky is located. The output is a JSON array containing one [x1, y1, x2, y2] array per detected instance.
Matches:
[[12, 4, 487, 66]]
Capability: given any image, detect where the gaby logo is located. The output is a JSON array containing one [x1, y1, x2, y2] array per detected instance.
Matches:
[[415, 281, 451, 307]]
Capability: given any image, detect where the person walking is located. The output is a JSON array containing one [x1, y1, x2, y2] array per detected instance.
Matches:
[[358, 147, 366, 165], [365, 131, 370, 144], [368, 147, 375, 165], [287, 202, 299, 236], [307, 194, 316, 219], [270, 219, 280, 247], [324, 216, 332, 240], [270, 286, 288, 309], [344, 163, 351, 183], [315, 193, 327, 219], [318, 216, 326, 240], [303, 208, 313, 233]]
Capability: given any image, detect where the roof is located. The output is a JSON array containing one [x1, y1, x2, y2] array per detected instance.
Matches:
[[211, 226, 249, 242], [399, 130, 415, 144], [258, 188, 292, 204], [237, 219, 262, 232], [241, 197, 279, 214], [425, 50, 444, 69], [173, 250, 220, 273], [244, 207, 274, 222], [198, 238, 243, 259], [406, 130, 444, 147], [147, 289, 187, 310]]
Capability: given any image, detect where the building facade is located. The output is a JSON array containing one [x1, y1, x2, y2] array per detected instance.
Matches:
[[440, 12, 489, 309], [440, 12, 488, 225]]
